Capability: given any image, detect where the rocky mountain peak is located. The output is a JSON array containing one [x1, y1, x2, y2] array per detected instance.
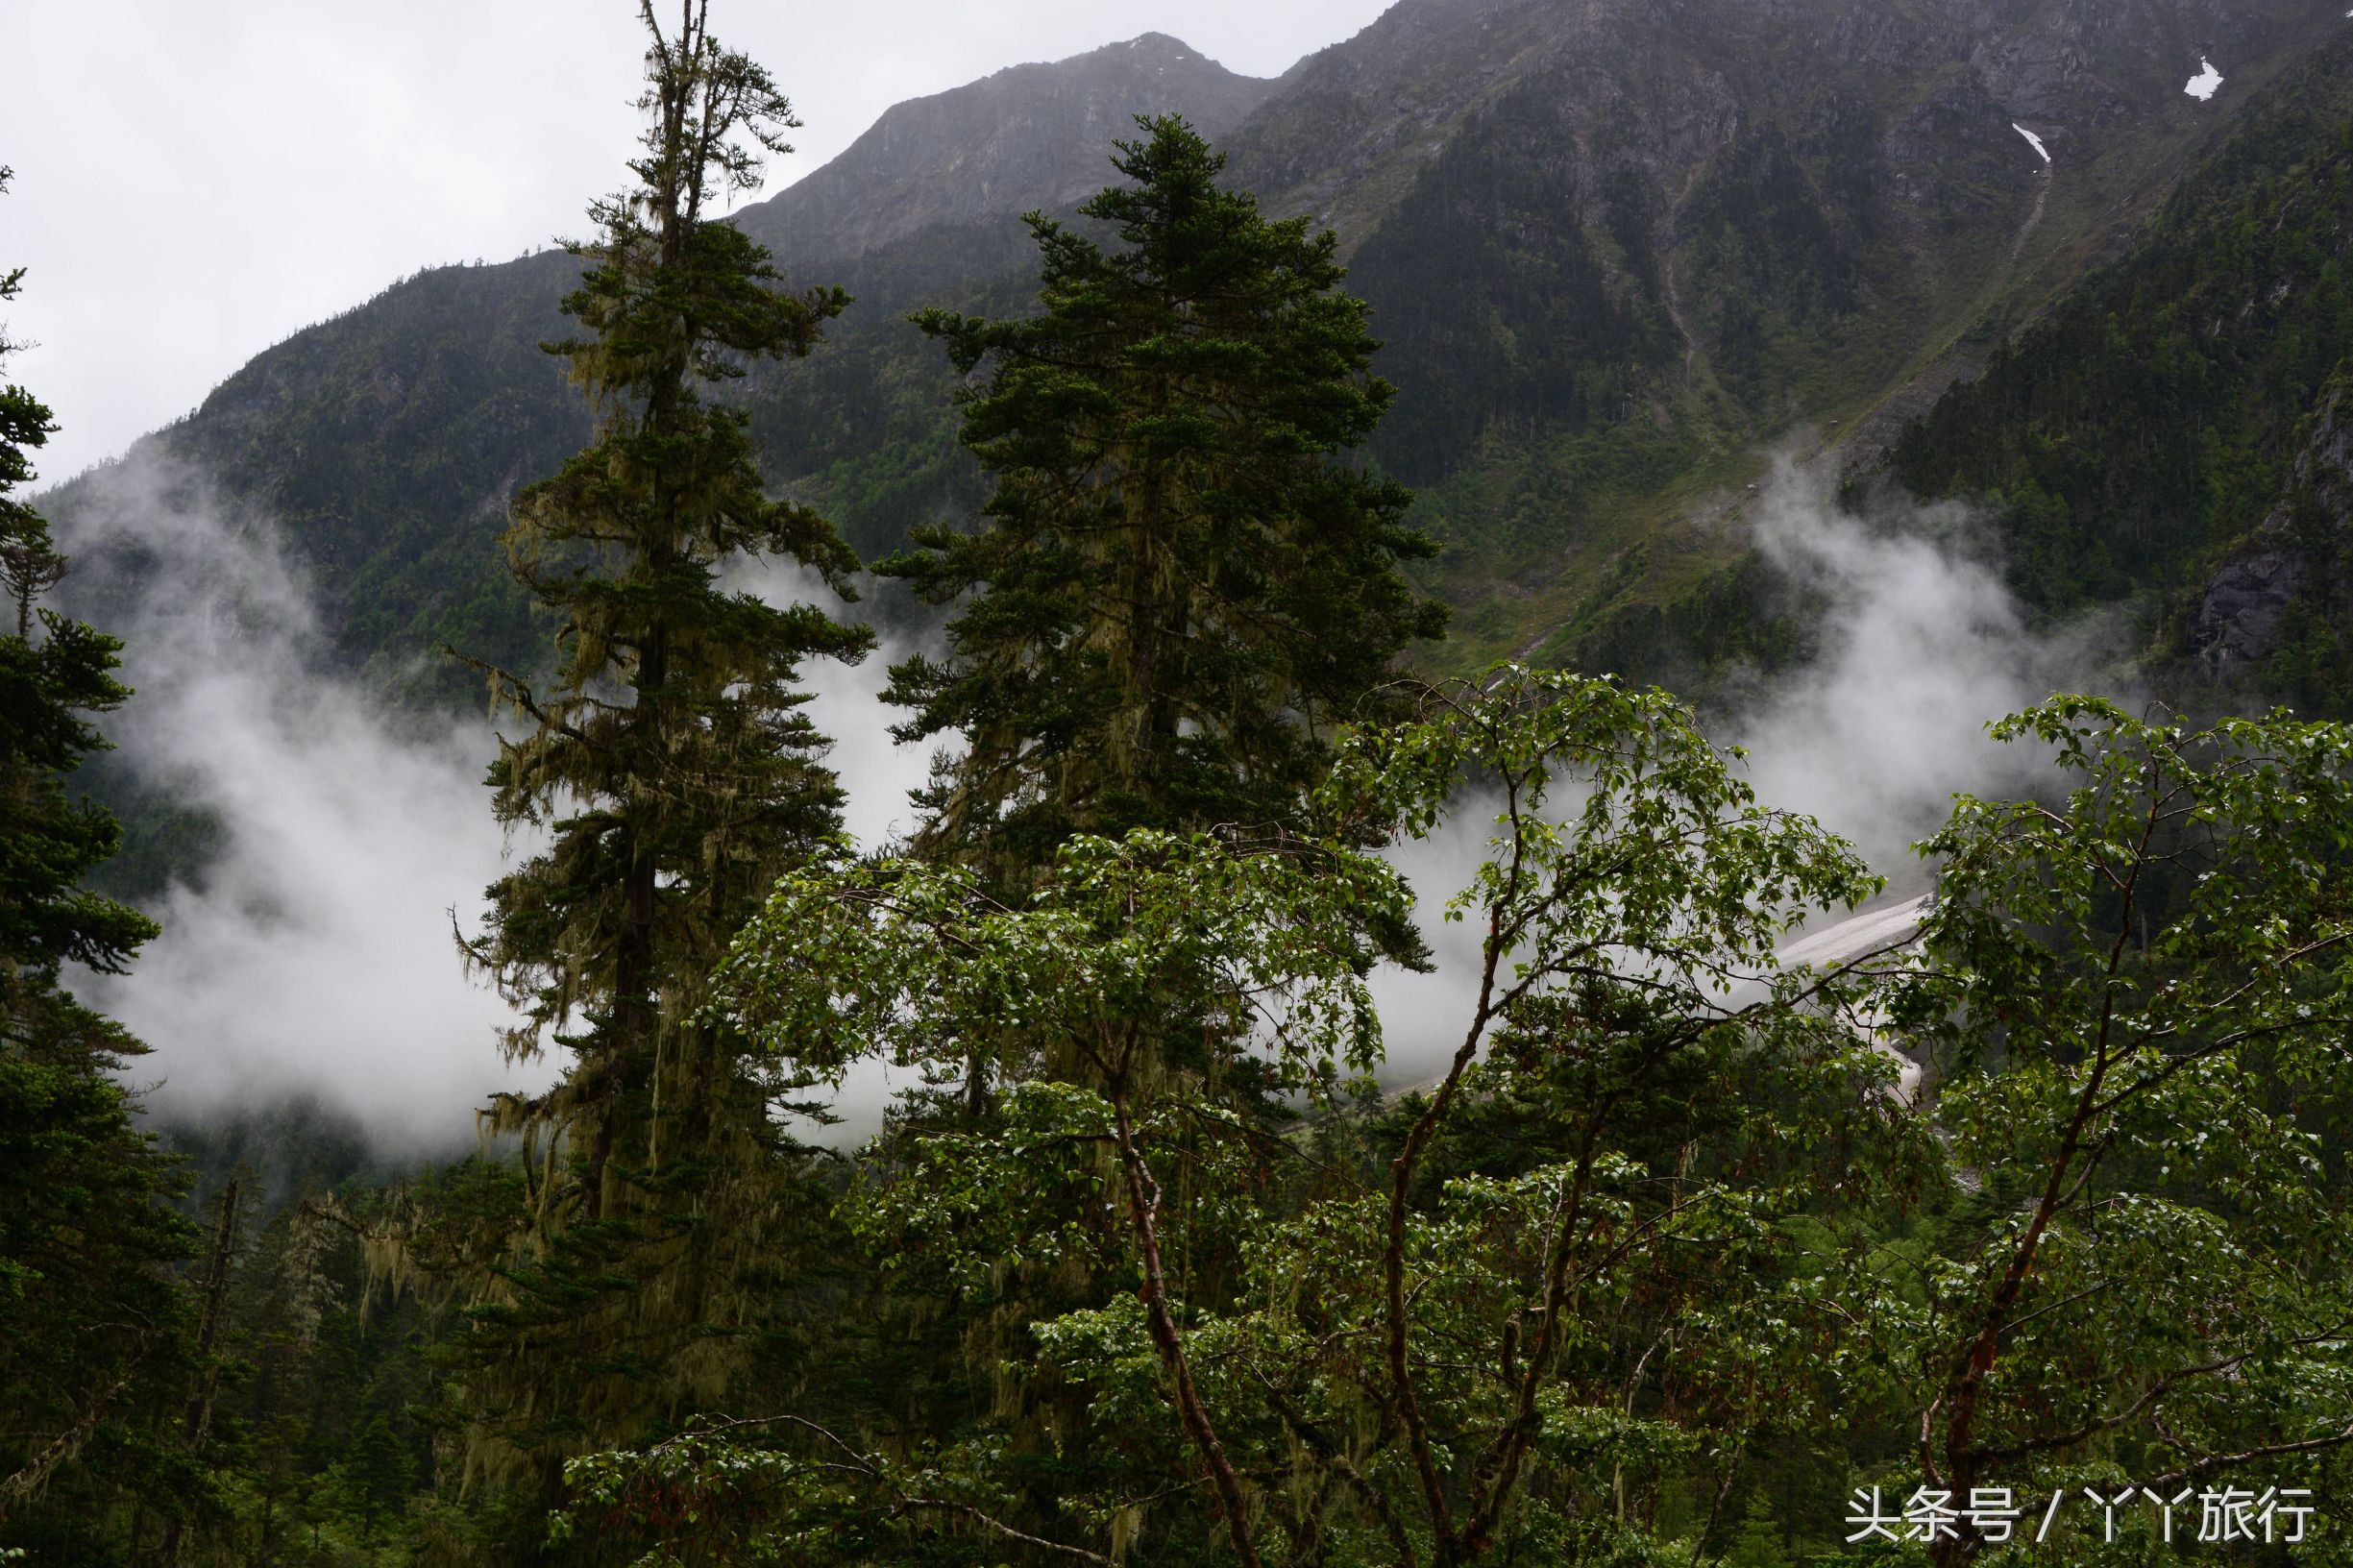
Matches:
[[734, 32, 1279, 266]]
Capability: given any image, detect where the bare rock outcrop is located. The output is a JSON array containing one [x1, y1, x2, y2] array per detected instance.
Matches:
[[2192, 374, 2353, 677], [734, 35, 1277, 267]]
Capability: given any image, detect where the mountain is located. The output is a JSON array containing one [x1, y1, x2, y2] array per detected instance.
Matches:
[[1227, 0, 2344, 670], [45, 32, 1286, 702], [1884, 29, 2353, 710], [45, 0, 2353, 709], [736, 33, 1280, 265]]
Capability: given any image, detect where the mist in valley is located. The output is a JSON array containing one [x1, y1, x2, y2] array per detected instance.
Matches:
[[1366, 454, 2133, 1082], [15, 1, 2351, 1554], [57, 453, 941, 1151], [54, 448, 2134, 1149]]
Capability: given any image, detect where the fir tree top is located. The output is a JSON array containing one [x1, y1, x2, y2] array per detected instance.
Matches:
[[882, 115, 1446, 879]]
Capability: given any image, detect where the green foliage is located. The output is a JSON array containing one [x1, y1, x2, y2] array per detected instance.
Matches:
[[600, 668, 1902, 1564], [41, 670, 2353, 1562], [880, 114, 1446, 878], [436, 0, 875, 1504], [0, 1038, 202, 1556], [836, 133, 1462, 1537], [1890, 39, 2353, 622], [1340, 86, 1677, 488], [0, 165, 208, 1560], [1875, 698, 2353, 1563], [722, 827, 1404, 1098], [0, 186, 157, 980], [1726, 1494, 1790, 1567], [552, 681, 2353, 1565], [32, 30, 2353, 1564], [1276, 668, 1901, 1565], [0, 600, 158, 975], [718, 821, 1414, 1564]]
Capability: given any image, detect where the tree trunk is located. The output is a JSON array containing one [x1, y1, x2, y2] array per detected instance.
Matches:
[[159, 1180, 240, 1563]]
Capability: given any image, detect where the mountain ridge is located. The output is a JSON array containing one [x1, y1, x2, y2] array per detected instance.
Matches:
[[737, 32, 1281, 267], [1885, 27, 2353, 712], [43, 0, 2353, 718]]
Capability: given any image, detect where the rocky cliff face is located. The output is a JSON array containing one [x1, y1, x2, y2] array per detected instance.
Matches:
[[1959, 0, 2300, 117], [736, 34, 1277, 267], [2194, 376, 2353, 678]]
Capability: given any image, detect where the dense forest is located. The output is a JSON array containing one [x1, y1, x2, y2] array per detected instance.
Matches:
[[11, 3, 2353, 1565], [1886, 31, 2353, 709]]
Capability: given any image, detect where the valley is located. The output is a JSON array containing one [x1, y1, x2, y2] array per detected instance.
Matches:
[[11, 3, 2353, 1562]]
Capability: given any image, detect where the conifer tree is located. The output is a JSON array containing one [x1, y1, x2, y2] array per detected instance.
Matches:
[[0, 165, 202, 1557], [882, 115, 1446, 880], [447, 4, 872, 1500], [810, 126, 1448, 1535]]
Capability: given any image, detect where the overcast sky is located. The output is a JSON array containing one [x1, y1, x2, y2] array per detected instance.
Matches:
[[0, 1, 1395, 481]]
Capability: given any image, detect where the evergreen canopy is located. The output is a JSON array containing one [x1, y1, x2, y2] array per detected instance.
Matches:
[[882, 115, 1446, 876], [0, 163, 201, 1558], [444, 0, 872, 1498]]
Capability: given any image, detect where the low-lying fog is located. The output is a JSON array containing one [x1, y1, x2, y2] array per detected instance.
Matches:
[[57, 450, 2120, 1151]]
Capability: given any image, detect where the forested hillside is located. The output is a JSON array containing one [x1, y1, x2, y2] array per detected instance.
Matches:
[[15, 1, 2353, 1563], [46, 0, 2353, 702], [1887, 29, 2353, 710], [44, 31, 1277, 707]]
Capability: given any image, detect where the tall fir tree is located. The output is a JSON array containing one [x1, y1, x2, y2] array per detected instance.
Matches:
[[0, 164, 206, 1561], [882, 114, 1447, 882], [444, 3, 872, 1510], [793, 123, 1450, 1541]]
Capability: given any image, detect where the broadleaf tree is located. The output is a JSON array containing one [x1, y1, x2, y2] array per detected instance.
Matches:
[[578, 667, 1911, 1564], [499, 681, 2353, 1562], [1878, 698, 2353, 1564]]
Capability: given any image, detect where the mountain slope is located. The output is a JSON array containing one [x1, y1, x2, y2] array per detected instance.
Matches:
[[46, 0, 2353, 707], [1270, 0, 2346, 668], [1884, 30, 2353, 707], [45, 34, 1278, 701], [736, 33, 1278, 265]]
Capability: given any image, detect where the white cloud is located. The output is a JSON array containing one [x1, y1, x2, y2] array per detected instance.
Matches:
[[60, 451, 914, 1146], [50, 452, 2125, 1145], [58, 451, 535, 1144], [1733, 457, 2121, 876], [1366, 458, 2124, 1088]]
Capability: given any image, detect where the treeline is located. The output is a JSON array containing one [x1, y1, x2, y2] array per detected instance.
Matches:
[[10, 7, 2353, 1566]]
